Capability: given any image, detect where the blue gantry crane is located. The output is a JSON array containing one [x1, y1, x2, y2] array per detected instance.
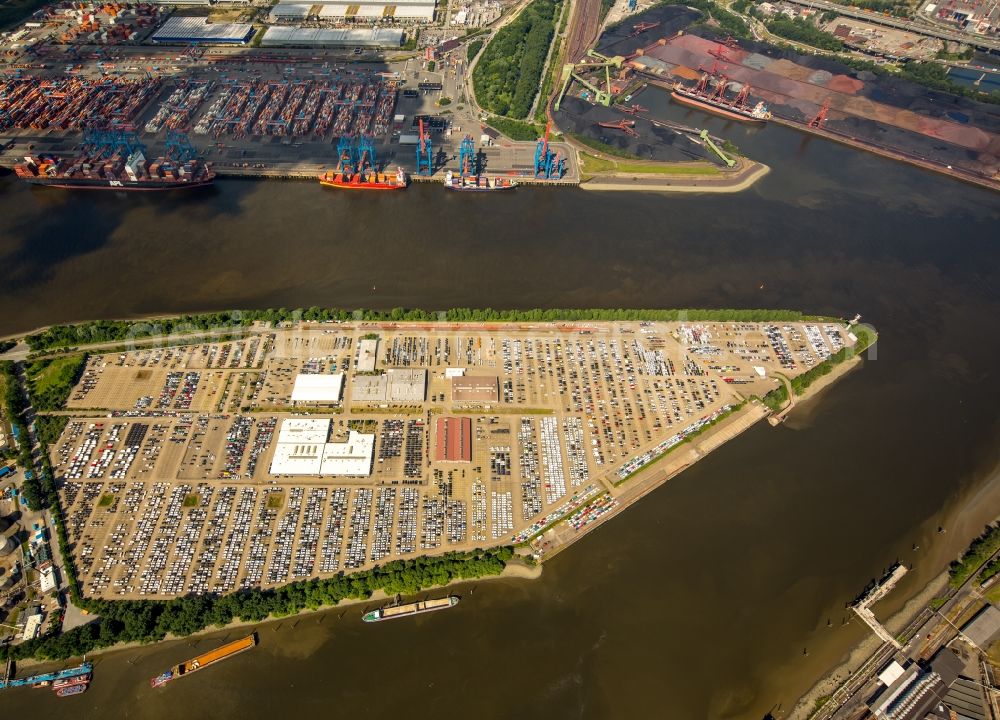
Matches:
[[458, 135, 476, 177], [357, 135, 376, 172], [165, 130, 198, 162], [336, 136, 356, 174], [415, 117, 433, 175], [83, 127, 144, 159], [533, 121, 564, 179]]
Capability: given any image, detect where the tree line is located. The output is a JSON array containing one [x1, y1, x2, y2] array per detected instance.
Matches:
[[24, 307, 831, 352], [949, 524, 1000, 587], [472, 0, 559, 119], [8, 547, 514, 661], [0, 361, 45, 510]]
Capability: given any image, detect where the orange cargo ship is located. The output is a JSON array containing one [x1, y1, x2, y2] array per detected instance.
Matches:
[[150, 634, 257, 688], [319, 166, 407, 190]]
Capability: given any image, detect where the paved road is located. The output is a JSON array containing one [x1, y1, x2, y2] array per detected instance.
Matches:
[[781, 0, 1000, 52]]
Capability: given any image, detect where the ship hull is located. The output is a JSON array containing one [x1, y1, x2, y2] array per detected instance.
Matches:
[[20, 177, 215, 191], [319, 172, 406, 191], [363, 596, 459, 622], [444, 184, 517, 192], [670, 90, 767, 124]]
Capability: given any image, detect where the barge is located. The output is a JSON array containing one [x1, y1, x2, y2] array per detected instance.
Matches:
[[150, 634, 258, 688], [363, 596, 459, 622]]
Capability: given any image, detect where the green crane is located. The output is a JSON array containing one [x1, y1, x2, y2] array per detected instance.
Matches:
[[554, 51, 625, 111], [699, 129, 736, 168]]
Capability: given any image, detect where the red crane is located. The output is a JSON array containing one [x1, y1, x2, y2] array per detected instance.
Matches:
[[595, 119, 638, 137], [629, 20, 661, 36], [732, 83, 751, 108], [616, 103, 648, 115], [808, 98, 830, 128], [709, 44, 733, 62], [710, 75, 730, 102]]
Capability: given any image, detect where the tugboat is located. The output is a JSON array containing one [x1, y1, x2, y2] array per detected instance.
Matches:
[[443, 170, 517, 192], [319, 135, 407, 191]]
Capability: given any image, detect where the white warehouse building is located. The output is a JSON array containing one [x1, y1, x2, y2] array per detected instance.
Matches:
[[260, 26, 406, 46], [269, 0, 435, 23]]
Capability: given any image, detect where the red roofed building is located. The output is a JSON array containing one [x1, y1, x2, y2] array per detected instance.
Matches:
[[435, 416, 472, 463]]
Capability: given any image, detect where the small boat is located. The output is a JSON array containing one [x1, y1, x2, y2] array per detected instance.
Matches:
[[363, 595, 459, 622], [319, 166, 407, 190], [443, 171, 517, 192], [54, 683, 88, 697]]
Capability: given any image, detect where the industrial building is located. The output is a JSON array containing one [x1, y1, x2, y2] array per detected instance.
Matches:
[[387, 368, 426, 402], [435, 416, 472, 462], [290, 372, 344, 404], [959, 603, 1000, 649], [451, 375, 499, 403], [260, 26, 405, 47], [150, 16, 255, 44], [349, 368, 426, 402], [868, 660, 947, 720], [269, 0, 435, 23], [269, 419, 375, 476], [357, 337, 379, 372], [277, 418, 331, 444]]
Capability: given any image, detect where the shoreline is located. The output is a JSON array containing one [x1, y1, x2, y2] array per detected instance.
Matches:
[[788, 569, 950, 720], [579, 160, 770, 193], [11, 560, 542, 672]]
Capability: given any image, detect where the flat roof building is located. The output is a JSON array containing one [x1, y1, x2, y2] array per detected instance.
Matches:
[[270, 442, 324, 475], [151, 17, 255, 44], [350, 374, 388, 402], [387, 368, 426, 403], [316, 2, 435, 22], [260, 26, 405, 47], [357, 338, 379, 372], [960, 604, 1000, 649], [290, 372, 344, 404], [320, 431, 375, 475], [451, 375, 499, 403], [39, 562, 57, 593], [277, 418, 331, 445], [269, 427, 374, 476], [270, 3, 312, 21], [435, 416, 472, 462]]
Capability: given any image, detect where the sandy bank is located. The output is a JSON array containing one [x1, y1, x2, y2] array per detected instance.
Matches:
[[579, 161, 769, 193], [12, 561, 542, 671]]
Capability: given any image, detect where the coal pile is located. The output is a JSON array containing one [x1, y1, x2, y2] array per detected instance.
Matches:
[[556, 96, 717, 164], [597, 5, 701, 58]]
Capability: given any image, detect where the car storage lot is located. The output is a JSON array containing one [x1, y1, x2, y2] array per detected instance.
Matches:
[[53, 320, 852, 598]]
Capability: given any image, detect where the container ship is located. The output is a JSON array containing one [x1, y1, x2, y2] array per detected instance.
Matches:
[[363, 595, 459, 622], [671, 78, 771, 124], [150, 634, 257, 688], [319, 166, 407, 191], [14, 148, 214, 191], [443, 171, 517, 192]]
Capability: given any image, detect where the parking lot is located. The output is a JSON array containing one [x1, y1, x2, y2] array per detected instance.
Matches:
[[52, 320, 854, 598]]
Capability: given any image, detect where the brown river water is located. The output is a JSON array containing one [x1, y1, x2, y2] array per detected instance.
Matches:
[[0, 106, 999, 718]]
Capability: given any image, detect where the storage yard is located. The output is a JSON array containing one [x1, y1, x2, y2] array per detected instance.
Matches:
[[50, 319, 859, 599], [569, 6, 1000, 185]]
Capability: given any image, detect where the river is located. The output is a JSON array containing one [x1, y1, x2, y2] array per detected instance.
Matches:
[[0, 96, 999, 719]]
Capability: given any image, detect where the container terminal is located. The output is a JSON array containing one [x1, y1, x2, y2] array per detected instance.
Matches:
[[0, 2, 997, 190], [40, 318, 865, 602]]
